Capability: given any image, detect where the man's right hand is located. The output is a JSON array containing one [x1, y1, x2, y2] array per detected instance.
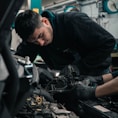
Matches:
[[71, 82, 96, 100]]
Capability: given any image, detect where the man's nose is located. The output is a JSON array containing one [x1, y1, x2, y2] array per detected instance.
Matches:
[[37, 39, 45, 46]]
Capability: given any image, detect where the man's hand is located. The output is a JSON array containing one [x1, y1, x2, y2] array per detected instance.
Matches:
[[72, 82, 96, 100], [53, 81, 96, 107]]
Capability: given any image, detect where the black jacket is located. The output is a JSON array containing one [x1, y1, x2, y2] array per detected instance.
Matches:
[[16, 11, 115, 75]]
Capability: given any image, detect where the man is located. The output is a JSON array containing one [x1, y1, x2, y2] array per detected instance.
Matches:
[[15, 10, 115, 76]]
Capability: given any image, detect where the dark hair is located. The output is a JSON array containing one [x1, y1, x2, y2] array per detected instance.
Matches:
[[15, 10, 42, 41]]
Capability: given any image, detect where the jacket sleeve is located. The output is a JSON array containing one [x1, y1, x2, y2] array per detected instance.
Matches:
[[70, 12, 116, 69], [15, 42, 38, 62]]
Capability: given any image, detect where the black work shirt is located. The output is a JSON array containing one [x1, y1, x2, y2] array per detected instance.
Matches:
[[16, 11, 115, 75]]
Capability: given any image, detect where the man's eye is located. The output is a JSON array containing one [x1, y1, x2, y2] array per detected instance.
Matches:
[[39, 33, 43, 38]]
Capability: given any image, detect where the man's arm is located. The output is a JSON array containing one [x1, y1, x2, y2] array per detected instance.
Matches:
[[102, 70, 118, 83], [15, 42, 38, 62], [96, 77, 118, 97], [102, 73, 113, 83]]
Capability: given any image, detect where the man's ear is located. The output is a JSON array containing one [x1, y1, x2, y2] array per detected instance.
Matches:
[[41, 17, 49, 25]]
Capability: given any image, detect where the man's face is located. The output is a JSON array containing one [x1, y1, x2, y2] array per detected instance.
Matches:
[[28, 17, 53, 46]]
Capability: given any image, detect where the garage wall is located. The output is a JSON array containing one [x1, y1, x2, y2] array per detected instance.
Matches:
[[79, 0, 118, 38]]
